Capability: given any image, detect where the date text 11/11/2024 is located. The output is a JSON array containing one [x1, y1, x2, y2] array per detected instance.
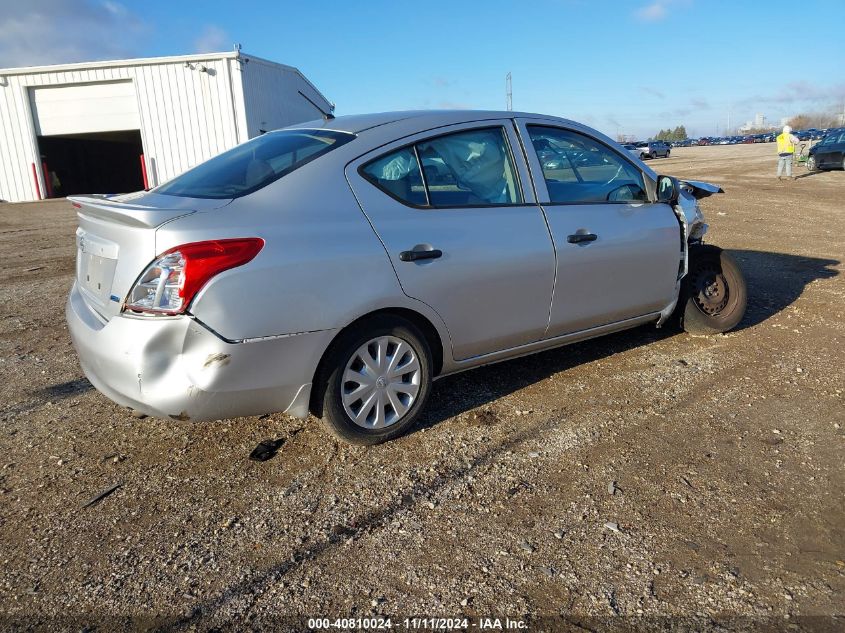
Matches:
[[307, 617, 528, 630]]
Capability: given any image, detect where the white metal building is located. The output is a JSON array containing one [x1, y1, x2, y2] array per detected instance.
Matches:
[[0, 51, 333, 202]]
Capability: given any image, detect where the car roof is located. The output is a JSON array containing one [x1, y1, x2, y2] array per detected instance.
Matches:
[[287, 109, 578, 134]]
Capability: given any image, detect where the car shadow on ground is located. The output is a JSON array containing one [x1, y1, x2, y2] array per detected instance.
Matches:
[[729, 249, 839, 329], [793, 170, 832, 180], [415, 249, 839, 430]]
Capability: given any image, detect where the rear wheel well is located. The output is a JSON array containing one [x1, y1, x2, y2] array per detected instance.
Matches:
[[309, 308, 445, 417]]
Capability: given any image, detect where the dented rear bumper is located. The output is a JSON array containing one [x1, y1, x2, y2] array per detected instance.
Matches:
[[66, 282, 335, 421]]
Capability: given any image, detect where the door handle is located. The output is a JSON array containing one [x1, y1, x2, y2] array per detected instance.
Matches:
[[399, 248, 443, 262], [567, 233, 598, 244]]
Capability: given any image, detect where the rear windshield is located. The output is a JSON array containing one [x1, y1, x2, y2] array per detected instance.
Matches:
[[155, 129, 355, 199]]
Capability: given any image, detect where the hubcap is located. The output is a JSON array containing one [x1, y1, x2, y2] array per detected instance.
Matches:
[[690, 264, 729, 316], [341, 336, 421, 429]]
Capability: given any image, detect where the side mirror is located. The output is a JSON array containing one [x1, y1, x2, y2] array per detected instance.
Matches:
[[656, 175, 679, 204]]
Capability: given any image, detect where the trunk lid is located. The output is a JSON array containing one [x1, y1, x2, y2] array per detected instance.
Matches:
[[70, 191, 229, 320]]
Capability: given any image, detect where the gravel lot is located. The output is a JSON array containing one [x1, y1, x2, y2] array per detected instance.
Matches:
[[1, 143, 843, 631]]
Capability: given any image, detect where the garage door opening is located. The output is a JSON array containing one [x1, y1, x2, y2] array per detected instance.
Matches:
[[37, 130, 145, 198]]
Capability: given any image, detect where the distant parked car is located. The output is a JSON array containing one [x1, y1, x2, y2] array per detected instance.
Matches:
[[622, 143, 641, 158], [807, 128, 845, 171], [66, 109, 745, 444], [636, 141, 671, 158], [697, 138, 712, 146]]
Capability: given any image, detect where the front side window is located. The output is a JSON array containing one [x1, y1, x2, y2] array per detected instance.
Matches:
[[527, 126, 647, 204], [361, 127, 523, 207], [156, 129, 355, 199]]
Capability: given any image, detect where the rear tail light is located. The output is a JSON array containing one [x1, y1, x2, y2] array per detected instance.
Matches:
[[125, 238, 264, 315]]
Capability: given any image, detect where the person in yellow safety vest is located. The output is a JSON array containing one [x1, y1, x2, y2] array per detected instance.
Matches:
[[776, 125, 800, 180]]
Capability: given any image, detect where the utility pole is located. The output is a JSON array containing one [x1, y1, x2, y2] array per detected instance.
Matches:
[[505, 72, 512, 111]]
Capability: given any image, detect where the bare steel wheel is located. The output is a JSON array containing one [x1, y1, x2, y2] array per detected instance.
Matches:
[[688, 263, 729, 316], [341, 336, 421, 429], [680, 245, 747, 335], [318, 315, 432, 445]]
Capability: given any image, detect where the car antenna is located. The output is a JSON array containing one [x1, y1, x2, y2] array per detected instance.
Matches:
[[298, 90, 335, 120]]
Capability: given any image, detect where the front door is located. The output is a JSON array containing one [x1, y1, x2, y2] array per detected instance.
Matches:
[[516, 120, 680, 337], [346, 121, 556, 360]]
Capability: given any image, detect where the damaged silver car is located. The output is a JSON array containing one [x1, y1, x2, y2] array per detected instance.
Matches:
[[66, 110, 746, 444]]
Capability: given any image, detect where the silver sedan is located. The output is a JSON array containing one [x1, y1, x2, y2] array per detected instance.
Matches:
[[67, 110, 746, 444]]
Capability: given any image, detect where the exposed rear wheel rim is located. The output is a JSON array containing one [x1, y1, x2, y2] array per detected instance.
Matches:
[[341, 336, 421, 429]]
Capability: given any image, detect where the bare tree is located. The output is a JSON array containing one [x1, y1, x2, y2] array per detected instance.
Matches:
[[787, 112, 840, 130]]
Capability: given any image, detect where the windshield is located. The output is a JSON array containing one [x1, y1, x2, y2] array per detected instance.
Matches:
[[155, 129, 355, 199]]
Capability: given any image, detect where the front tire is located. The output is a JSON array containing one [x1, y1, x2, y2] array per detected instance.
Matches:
[[319, 316, 433, 445], [681, 245, 747, 335], [806, 155, 817, 171]]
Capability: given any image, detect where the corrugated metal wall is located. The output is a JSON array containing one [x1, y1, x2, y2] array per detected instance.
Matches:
[[0, 58, 239, 202], [0, 54, 332, 203], [239, 57, 331, 137]]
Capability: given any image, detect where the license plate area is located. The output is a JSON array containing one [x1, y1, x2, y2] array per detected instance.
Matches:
[[76, 228, 119, 308], [78, 251, 117, 299]]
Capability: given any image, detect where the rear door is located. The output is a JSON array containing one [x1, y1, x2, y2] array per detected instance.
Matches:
[[346, 121, 556, 360], [515, 120, 680, 337]]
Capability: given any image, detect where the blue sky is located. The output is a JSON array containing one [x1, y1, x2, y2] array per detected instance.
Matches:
[[2, 0, 844, 138]]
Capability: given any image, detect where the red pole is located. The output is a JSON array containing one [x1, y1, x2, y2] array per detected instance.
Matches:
[[139, 154, 149, 189], [31, 163, 42, 200], [41, 161, 53, 198]]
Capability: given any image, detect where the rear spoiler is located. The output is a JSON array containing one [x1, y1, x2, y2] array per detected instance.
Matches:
[[69, 195, 196, 229]]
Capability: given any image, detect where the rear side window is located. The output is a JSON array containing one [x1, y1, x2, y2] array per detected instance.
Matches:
[[361, 127, 523, 207], [361, 148, 427, 206], [527, 126, 647, 204], [156, 129, 355, 199]]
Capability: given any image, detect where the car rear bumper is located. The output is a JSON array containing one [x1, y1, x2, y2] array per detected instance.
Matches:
[[66, 282, 336, 421]]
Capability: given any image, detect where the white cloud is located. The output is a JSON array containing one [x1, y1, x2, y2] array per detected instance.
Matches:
[[0, 0, 148, 68], [635, 2, 667, 21], [193, 25, 230, 54], [738, 81, 845, 106], [634, 0, 691, 22]]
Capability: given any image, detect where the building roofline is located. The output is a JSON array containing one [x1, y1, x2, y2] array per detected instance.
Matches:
[[237, 53, 333, 111], [0, 50, 333, 112], [0, 50, 333, 113], [0, 51, 246, 75]]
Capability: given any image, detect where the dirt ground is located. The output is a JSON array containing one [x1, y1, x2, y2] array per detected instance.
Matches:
[[0, 143, 843, 632]]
